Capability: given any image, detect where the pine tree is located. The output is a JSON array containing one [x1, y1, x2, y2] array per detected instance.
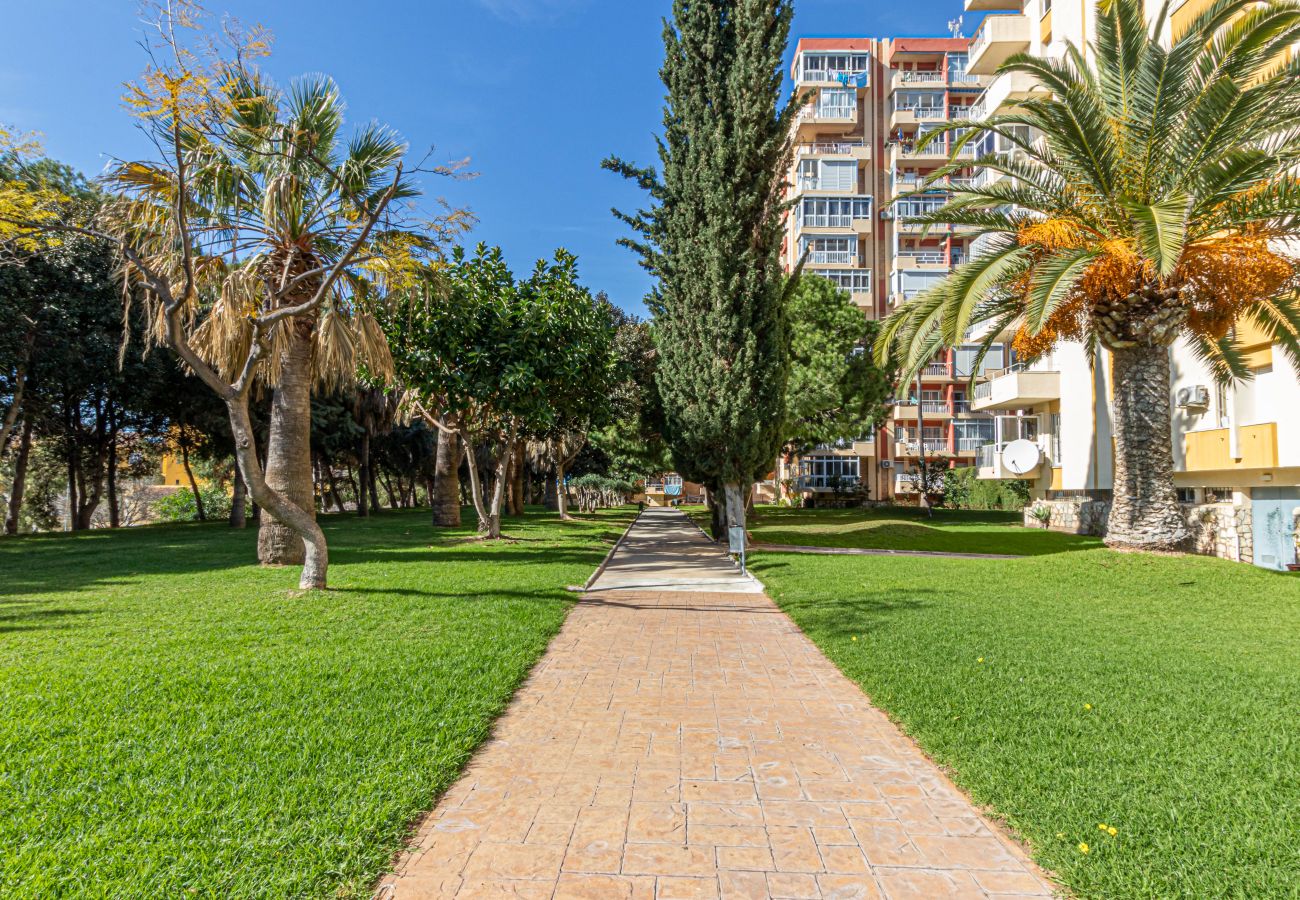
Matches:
[[605, 0, 799, 533]]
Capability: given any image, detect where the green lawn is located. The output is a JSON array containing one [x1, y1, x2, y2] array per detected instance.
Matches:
[[0, 507, 631, 899], [689, 504, 1103, 556], [743, 506, 1300, 899]]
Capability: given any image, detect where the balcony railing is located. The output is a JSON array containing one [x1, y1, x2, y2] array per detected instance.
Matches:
[[902, 440, 948, 454], [897, 70, 946, 85], [896, 251, 946, 266], [924, 362, 951, 376], [979, 444, 997, 468], [973, 381, 993, 400], [805, 250, 859, 265], [897, 104, 947, 119], [798, 141, 865, 156], [921, 400, 949, 413], [949, 106, 972, 120], [957, 436, 988, 452]]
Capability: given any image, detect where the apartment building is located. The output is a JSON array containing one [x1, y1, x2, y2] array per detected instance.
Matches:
[[964, 0, 1300, 570], [779, 37, 1010, 504]]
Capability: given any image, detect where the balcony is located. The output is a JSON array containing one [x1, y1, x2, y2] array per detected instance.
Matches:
[[977, 414, 1054, 479], [798, 474, 862, 492], [892, 141, 973, 165], [972, 70, 1048, 121], [797, 140, 871, 162], [894, 251, 949, 271], [798, 103, 858, 128], [1183, 423, 1279, 472], [894, 399, 953, 420], [971, 363, 1061, 411], [891, 70, 947, 90], [969, 14, 1032, 76], [804, 249, 860, 266], [890, 104, 948, 129], [896, 440, 949, 458]]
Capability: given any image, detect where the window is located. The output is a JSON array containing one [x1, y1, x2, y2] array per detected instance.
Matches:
[[1177, 488, 1197, 504], [1204, 486, 1234, 503], [894, 193, 948, 219], [811, 268, 871, 292], [955, 420, 994, 450], [802, 53, 870, 82], [801, 236, 856, 264], [800, 160, 857, 192], [1216, 383, 1230, 429], [954, 344, 1006, 377], [801, 455, 860, 488], [799, 197, 871, 227], [818, 88, 856, 119]]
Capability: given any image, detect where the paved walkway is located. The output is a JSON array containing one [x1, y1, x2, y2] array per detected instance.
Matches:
[[377, 509, 1056, 900]]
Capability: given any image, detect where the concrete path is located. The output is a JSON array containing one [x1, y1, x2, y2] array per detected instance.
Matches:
[[377, 509, 1056, 900]]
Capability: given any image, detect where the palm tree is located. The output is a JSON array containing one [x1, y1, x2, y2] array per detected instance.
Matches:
[[879, 0, 1300, 551], [108, 70, 419, 566]]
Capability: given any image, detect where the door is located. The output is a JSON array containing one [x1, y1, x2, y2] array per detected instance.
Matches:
[[1251, 487, 1300, 571]]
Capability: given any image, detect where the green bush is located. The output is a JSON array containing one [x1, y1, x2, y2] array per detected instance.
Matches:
[[942, 467, 1030, 511], [152, 485, 232, 522]]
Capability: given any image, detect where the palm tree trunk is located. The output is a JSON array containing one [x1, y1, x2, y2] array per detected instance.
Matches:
[[1106, 345, 1190, 552], [258, 321, 316, 565], [230, 459, 247, 529], [432, 415, 462, 527], [5, 417, 33, 534]]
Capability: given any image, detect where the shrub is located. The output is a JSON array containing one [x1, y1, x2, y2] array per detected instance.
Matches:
[[943, 467, 1031, 511], [153, 485, 232, 522]]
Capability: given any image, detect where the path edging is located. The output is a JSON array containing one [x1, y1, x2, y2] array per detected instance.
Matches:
[[580, 508, 644, 591]]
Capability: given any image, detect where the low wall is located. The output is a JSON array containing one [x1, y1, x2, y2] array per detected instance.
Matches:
[[1023, 498, 1255, 564]]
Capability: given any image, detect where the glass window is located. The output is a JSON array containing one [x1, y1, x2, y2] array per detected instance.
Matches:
[[818, 88, 856, 118]]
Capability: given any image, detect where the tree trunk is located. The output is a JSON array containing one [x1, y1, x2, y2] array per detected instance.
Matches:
[[555, 467, 572, 521], [509, 440, 526, 516], [230, 458, 248, 529], [5, 417, 33, 535], [106, 407, 120, 529], [432, 416, 462, 527], [483, 423, 517, 539], [258, 320, 316, 565], [460, 431, 494, 537], [357, 430, 371, 517], [1105, 345, 1190, 552], [544, 472, 558, 510], [321, 451, 346, 514], [0, 328, 34, 457], [66, 431, 78, 532], [708, 487, 725, 541], [181, 441, 205, 522], [228, 392, 328, 589], [723, 482, 747, 536]]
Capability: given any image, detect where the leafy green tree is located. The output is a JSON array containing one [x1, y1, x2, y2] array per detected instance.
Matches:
[[784, 275, 894, 456], [589, 302, 672, 480], [529, 256, 618, 521], [387, 246, 543, 537], [606, 0, 799, 533], [878, 0, 1300, 551]]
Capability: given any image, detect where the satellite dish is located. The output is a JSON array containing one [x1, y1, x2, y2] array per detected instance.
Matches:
[[1002, 439, 1042, 476]]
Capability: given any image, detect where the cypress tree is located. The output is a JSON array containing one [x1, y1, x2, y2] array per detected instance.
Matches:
[[605, 0, 799, 534]]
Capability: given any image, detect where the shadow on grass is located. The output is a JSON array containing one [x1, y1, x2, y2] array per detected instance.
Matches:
[[0, 507, 627, 602]]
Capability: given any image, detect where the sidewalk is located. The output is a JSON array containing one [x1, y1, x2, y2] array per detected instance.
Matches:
[[377, 508, 1055, 899]]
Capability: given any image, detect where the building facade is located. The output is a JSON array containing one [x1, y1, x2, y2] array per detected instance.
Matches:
[[964, 0, 1300, 570], [779, 37, 1010, 504]]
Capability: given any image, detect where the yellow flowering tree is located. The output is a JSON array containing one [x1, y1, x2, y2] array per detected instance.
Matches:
[[17, 2, 468, 588], [879, 0, 1300, 551]]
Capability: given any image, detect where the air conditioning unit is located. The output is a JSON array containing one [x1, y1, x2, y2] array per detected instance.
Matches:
[[1176, 385, 1210, 410], [879, 459, 895, 469]]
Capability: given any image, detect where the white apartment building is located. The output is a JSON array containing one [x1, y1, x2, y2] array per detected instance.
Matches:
[[965, 0, 1300, 569]]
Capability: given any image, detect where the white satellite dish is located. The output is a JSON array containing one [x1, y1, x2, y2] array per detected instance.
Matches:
[[1002, 439, 1042, 476]]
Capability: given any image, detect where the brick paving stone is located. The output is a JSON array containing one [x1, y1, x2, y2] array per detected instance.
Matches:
[[374, 510, 1056, 900]]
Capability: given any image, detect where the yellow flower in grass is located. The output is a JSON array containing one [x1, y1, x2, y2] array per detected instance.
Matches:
[[1078, 842, 1090, 854], [1056, 832, 1066, 840], [851, 636, 858, 642], [977, 657, 985, 663], [1098, 823, 1108, 832], [1084, 703, 1093, 711], [1108, 827, 1118, 836]]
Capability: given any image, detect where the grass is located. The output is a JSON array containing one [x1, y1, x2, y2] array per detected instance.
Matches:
[[0, 507, 632, 899], [687, 504, 1103, 556], [739, 506, 1300, 899]]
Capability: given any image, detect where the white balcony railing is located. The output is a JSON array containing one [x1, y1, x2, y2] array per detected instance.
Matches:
[[957, 436, 987, 452], [798, 141, 865, 156], [903, 440, 948, 454], [921, 400, 949, 413], [805, 250, 859, 265], [897, 104, 947, 119], [973, 381, 993, 400], [897, 70, 947, 85], [896, 251, 946, 266], [924, 362, 951, 376]]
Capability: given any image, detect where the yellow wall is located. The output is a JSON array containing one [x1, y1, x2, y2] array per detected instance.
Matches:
[[1183, 423, 1279, 472], [160, 454, 189, 487]]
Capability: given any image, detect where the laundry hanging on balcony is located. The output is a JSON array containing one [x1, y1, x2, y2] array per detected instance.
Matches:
[[835, 72, 868, 88]]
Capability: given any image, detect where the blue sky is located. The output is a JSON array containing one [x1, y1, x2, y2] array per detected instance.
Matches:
[[3, 0, 970, 315]]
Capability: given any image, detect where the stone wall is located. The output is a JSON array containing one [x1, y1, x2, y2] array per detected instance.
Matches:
[[1024, 497, 1254, 564]]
